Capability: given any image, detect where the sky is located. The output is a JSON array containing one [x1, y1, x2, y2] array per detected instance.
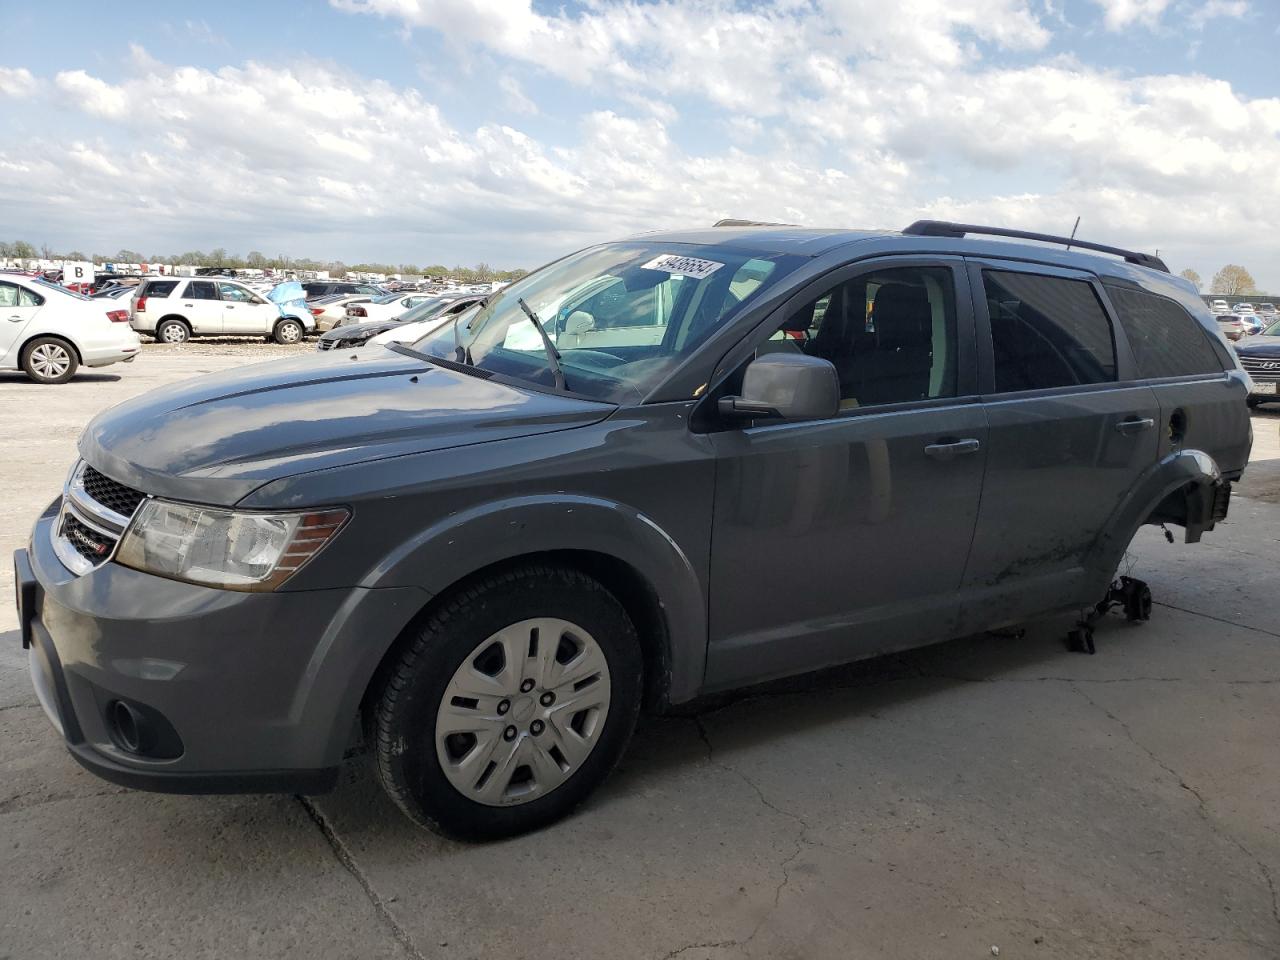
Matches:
[[1, 0, 1278, 287]]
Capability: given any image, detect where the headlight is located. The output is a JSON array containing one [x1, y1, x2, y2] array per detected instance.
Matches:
[[116, 500, 348, 591]]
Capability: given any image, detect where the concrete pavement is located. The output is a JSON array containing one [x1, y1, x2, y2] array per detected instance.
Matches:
[[2, 350, 1278, 959]]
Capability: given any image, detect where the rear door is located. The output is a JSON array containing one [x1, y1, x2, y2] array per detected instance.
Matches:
[[0, 280, 44, 367], [180, 280, 224, 334], [959, 260, 1160, 627], [1100, 281, 1250, 479], [705, 257, 988, 691]]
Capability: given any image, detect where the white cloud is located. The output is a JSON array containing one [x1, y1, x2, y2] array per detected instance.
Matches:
[[498, 74, 537, 115], [1187, 0, 1249, 29], [0, 65, 37, 98], [1089, 0, 1173, 30]]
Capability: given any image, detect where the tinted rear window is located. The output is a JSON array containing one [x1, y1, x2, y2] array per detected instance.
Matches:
[[144, 280, 179, 298], [984, 271, 1117, 391], [1105, 285, 1225, 378]]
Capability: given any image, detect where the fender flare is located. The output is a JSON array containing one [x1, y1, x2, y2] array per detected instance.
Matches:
[[1086, 447, 1224, 581], [364, 494, 708, 705]]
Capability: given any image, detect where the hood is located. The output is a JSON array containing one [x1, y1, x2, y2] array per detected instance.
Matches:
[[319, 319, 398, 342], [1234, 336, 1280, 357], [268, 281, 305, 304], [80, 348, 615, 506]]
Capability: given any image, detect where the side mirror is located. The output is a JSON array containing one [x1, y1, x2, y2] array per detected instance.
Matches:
[[719, 353, 840, 422]]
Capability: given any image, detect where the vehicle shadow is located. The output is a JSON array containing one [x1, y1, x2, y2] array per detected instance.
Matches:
[[0, 373, 122, 385], [308, 610, 1130, 849]]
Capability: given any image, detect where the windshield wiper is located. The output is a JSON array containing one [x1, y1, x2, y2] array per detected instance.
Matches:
[[517, 297, 566, 392], [452, 311, 472, 365]]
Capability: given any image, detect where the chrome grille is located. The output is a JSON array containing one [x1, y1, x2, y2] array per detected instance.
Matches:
[[51, 461, 145, 576], [318, 339, 333, 351], [1239, 356, 1280, 380]]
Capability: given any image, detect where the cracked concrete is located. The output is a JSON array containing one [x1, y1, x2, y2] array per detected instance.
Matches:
[[1, 354, 1279, 959]]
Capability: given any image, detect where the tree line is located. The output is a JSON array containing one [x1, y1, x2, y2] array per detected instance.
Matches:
[[1178, 265, 1263, 297], [0, 240, 527, 282]]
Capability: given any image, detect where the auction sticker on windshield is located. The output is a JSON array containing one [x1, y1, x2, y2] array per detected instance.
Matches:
[[641, 254, 725, 280]]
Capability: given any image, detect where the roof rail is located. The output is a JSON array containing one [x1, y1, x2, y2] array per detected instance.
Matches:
[[901, 220, 1169, 273], [713, 218, 796, 228]]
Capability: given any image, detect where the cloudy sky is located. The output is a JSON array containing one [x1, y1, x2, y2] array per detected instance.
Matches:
[[1, 0, 1277, 286]]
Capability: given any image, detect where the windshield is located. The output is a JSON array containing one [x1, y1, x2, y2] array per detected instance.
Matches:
[[1263, 320, 1280, 336], [371, 293, 403, 305], [404, 242, 798, 402]]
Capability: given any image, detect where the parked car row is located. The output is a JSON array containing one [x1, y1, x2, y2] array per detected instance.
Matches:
[[316, 294, 485, 350]]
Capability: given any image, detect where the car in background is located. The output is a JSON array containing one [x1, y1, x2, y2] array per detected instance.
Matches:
[[1209, 299, 1229, 314], [131, 277, 316, 344], [1217, 313, 1248, 341], [317, 295, 485, 351], [92, 286, 138, 302], [1234, 318, 1280, 407], [310, 293, 375, 332], [343, 292, 435, 324], [0, 274, 140, 383], [1256, 303, 1278, 320], [1240, 314, 1266, 337], [302, 281, 387, 301], [1233, 303, 1256, 315]]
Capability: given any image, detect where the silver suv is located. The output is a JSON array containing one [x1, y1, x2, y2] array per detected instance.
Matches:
[[131, 278, 315, 344]]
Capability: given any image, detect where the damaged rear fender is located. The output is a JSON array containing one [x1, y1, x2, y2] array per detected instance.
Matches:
[[1085, 448, 1226, 590]]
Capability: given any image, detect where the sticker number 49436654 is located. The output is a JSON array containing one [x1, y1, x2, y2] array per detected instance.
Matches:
[[640, 254, 726, 280]]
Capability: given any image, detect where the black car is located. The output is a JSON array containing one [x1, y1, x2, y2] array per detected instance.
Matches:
[[302, 281, 387, 301], [316, 294, 484, 350], [1234, 318, 1280, 407]]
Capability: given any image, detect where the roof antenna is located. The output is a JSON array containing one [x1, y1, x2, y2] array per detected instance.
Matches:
[[1065, 216, 1080, 251]]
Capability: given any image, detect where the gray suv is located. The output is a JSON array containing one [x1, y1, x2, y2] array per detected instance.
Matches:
[[13, 221, 1252, 839]]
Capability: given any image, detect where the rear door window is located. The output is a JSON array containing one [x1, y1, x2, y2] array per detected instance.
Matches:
[[1105, 285, 1225, 378], [983, 271, 1116, 391], [186, 281, 219, 300]]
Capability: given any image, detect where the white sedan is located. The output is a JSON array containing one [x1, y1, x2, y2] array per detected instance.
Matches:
[[0, 274, 141, 384], [342, 292, 434, 325]]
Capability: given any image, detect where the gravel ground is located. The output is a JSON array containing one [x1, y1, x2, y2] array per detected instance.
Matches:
[[137, 336, 315, 359]]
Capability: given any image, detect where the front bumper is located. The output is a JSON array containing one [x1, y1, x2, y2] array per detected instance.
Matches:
[[16, 505, 428, 795]]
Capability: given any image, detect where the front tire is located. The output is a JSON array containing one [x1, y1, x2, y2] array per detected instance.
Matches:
[[21, 337, 78, 384], [274, 319, 304, 344], [373, 565, 642, 840]]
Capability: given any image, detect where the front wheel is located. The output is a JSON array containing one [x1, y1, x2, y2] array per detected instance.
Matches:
[[373, 565, 642, 840], [21, 337, 78, 384], [274, 319, 304, 344]]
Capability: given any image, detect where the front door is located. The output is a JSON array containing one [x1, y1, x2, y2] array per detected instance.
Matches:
[[0, 280, 43, 367], [705, 258, 988, 691], [218, 282, 274, 334], [958, 260, 1161, 628]]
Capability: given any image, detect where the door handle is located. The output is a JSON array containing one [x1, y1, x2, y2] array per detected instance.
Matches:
[[7, 315, 23, 322], [226, 305, 235, 309], [924, 438, 982, 461], [1114, 417, 1155, 435]]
